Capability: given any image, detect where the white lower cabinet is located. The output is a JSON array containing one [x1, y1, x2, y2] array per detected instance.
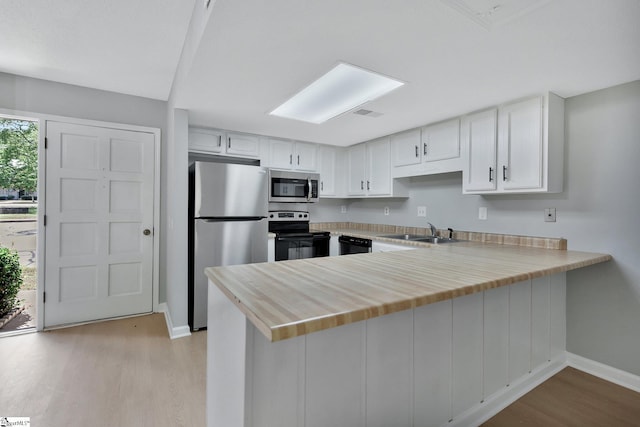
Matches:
[[208, 274, 567, 427]]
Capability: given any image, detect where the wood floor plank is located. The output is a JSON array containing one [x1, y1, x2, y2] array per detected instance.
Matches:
[[0, 314, 205, 427], [483, 367, 640, 427]]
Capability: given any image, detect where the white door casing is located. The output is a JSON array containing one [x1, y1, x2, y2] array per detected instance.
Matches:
[[44, 121, 155, 327]]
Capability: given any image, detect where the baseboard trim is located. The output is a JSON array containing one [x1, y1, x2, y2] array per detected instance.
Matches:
[[448, 356, 566, 427], [566, 352, 640, 393], [157, 302, 191, 340]]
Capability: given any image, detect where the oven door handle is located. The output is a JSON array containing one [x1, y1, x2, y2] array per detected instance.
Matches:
[[276, 235, 314, 242]]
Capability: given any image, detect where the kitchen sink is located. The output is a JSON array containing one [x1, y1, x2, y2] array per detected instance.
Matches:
[[380, 234, 460, 243]]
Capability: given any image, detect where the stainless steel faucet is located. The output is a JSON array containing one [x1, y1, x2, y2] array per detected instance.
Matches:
[[426, 222, 437, 237]]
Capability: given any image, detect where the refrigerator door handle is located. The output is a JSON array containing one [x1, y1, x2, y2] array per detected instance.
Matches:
[[200, 216, 266, 222]]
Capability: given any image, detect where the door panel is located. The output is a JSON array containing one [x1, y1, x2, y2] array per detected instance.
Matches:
[[44, 121, 155, 327]]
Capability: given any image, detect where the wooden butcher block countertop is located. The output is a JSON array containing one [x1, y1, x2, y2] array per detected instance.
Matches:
[[205, 240, 611, 342]]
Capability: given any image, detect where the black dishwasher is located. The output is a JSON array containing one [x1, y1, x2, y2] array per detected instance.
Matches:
[[339, 235, 372, 255]]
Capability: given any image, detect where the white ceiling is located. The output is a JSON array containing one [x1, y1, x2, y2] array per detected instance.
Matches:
[[2, 0, 639, 146], [0, 0, 195, 100]]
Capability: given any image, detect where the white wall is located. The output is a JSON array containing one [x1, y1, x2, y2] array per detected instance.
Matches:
[[164, 104, 190, 331], [311, 81, 640, 375]]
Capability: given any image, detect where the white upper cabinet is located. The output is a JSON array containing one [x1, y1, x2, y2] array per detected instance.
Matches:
[[225, 132, 260, 158], [189, 128, 225, 154], [392, 119, 462, 178], [347, 143, 367, 196], [462, 93, 564, 194], [317, 145, 337, 196], [348, 138, 408, 198], [461, 109, 498, 192], [392, 129, 421, 167], [422, 118, 461, 162], [266, 139, 317, 171], [189, 128, 260, 158], [367, 137, 392, 196], [294, 141, 317, 171]]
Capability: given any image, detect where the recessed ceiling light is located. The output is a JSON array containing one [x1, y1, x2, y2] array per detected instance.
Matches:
[[269, 63, 404, 124]]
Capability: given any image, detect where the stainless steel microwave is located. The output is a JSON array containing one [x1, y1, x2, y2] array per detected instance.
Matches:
[[268, 170, 319, 203]]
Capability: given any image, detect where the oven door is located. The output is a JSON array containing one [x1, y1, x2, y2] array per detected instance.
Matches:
[[275, 234, 314, 261]]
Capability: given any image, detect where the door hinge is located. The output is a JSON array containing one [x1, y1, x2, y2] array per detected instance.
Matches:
[[45, 137, 48, 149], [43, 215, 47, 226], [43, 292, 46, 304]]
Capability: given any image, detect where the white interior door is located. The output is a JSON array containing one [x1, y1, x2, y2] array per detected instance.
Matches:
[[44, 121, 155, 327]]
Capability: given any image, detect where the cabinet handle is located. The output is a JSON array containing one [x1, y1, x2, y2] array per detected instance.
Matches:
[[367, 180, 370, 190], [217, 135, 222, 147], [415, 145, 419, 157], [361, 180, 364, 190], [289, 154, 292, 164], [297, 155, 300, 165], [228, 137, 231, 149], [423, 142, 427, 156], [502, 165, 507, 181], [489, 167, 493, 182]]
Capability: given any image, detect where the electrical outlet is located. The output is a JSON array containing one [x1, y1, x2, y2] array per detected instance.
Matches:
[[544, 208, 556, 222], [340, 205, 347, 214], [384, 206, 390, 216], [417, 206, 427, 217], [478, 206, 488, 220]]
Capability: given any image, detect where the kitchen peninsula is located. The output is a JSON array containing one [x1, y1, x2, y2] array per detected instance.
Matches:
[[205, 233, 611, 427]]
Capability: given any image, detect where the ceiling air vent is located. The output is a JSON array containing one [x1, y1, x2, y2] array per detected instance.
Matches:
[[353, 109, 383, 118]]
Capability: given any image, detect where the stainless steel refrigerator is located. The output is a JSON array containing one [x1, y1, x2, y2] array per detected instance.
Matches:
[[188, 160, 268, 331]]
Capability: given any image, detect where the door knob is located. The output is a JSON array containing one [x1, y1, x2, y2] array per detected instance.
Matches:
[[143, 229, 151, 236]]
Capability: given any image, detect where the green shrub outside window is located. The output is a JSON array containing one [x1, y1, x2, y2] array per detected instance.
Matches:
[[0, 247, 22, 317]]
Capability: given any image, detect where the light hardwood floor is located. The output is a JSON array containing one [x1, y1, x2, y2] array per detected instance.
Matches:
[[483, 366, 640, 426], [0, 314, 206, 427]]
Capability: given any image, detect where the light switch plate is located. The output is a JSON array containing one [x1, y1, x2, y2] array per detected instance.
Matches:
[[545, 208, 556, 222], [384, 206, 390, 216], [417, 206, 427, 217], [341, 205, 347, 214], [478, 206, 487, 220]]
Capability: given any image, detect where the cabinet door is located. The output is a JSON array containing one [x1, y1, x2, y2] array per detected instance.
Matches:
[[498, 96, 543, 191], [268, 138, 294, 169], [347, 144, 366, 196], [317, 145, 336, 196], [294, 141, 317, 171], [391, 129, 421, 167], [367, 138, 391, 196], [189, 128, 224, 153], [462, 109, 498, 192], [226, 132, 260, 158], [422, 118, 460, 162]]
